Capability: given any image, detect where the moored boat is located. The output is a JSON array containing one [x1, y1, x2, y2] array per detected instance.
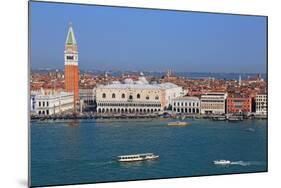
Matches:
[[212, 116, 226, 121], [117, 153, 159, 162], [228, 116, 243, 122], [168, 121, 189, 126]]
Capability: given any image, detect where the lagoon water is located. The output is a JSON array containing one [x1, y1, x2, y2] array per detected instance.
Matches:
[[31, 119, 267, 187]]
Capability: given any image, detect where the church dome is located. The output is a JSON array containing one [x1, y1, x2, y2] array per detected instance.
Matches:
[[137, 72, 148, 84], [138, 76, 148, 84], [124, 78, 134, 84]]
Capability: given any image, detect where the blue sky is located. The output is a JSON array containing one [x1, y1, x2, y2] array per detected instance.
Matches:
[[30, 1, 267, 73]]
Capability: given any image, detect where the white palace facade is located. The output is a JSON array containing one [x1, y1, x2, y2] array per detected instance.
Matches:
[[172, 96, 200, 114], [31, 89, 74, 116], [96, 74, 185, 114]]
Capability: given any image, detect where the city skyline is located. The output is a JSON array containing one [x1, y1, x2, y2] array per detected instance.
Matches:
[[29, 3, 268, 187], [30, 2, 267, 73]]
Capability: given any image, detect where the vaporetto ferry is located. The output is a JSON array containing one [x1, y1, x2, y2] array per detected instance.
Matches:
[[117, 153, 159, 162]]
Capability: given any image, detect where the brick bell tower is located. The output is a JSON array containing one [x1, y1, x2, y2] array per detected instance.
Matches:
[[64, 23, 79, 106]]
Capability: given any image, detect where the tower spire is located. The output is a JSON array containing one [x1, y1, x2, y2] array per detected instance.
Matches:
[[65, 23, 77, 45]]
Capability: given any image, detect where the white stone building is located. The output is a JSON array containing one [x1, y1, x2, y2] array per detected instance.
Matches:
[[172, 96, 200, 114], [200, 92, 227, 114], [256, 94, 267, 115], [160, 82, 186, 108], [30, 94, 36, 115], [79, 88, 95, 104], [95, 74, 184, 114], [31, 90, 74, 115]]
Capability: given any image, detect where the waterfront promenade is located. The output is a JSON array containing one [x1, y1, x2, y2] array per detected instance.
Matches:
[[30, 112, 267, 122]]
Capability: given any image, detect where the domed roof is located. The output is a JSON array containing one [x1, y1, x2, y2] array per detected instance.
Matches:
[[124, 78, 134, 84], [138, 76, 148, 84]]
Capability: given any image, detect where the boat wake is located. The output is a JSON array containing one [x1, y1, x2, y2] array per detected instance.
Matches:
[[230, 161, 251, 166], [214, 160, 264, 166], [88, 160, 115, 167], [230, 161, 265, 166]]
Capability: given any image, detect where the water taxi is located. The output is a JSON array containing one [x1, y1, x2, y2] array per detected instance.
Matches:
[[117, 153, 159, 162], [213, 160, 231, 165], [168, 121, 189, 126], [212, 116, 226, 121], [227, 116, 243, 122]]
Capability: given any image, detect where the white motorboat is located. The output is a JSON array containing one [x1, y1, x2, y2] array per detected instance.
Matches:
[[213, 160, 231, 165], [168, 121, 189, 126], [117, 153, 159, 162]]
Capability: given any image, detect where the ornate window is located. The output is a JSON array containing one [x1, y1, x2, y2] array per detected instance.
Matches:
[[122, 93, 125, 98], [146, 96, 149, 100], [112, 93, 116, 98], [129, 95, 133, 100], [102, 93, 106, 98], [155, 95, 159, 100], [137, 94, 140, 99]]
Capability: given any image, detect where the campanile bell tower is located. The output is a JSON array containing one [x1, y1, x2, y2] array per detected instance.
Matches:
[[64, 23, 79, 105]]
